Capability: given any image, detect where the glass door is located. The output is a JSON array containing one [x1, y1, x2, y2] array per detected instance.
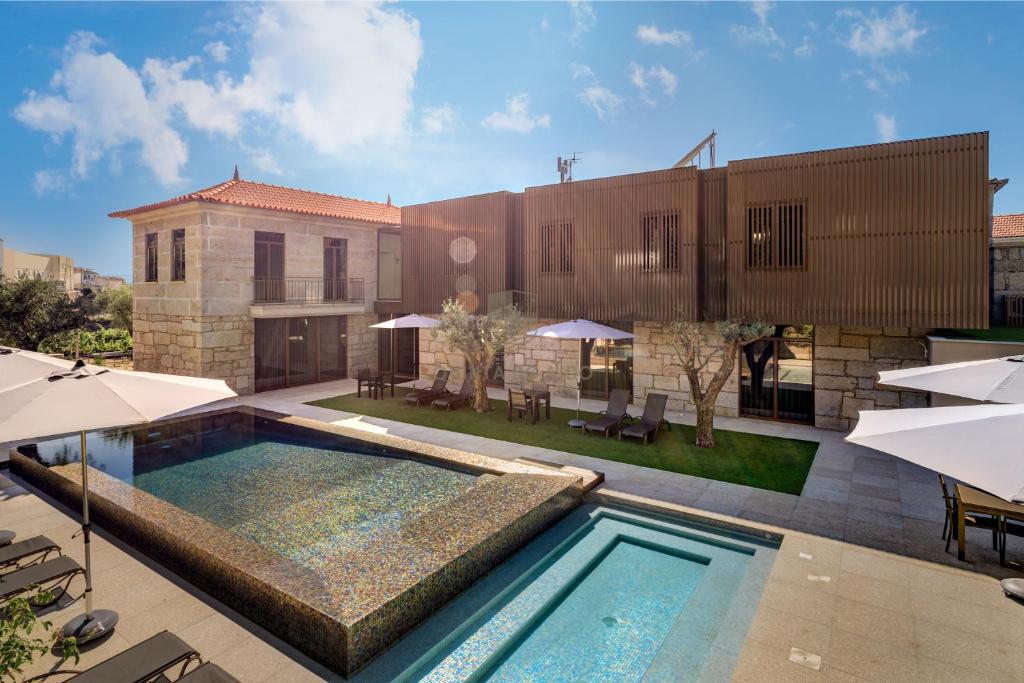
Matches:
[[579, 322, 634, 400], [318, 316, 348, 380], [740, 326, 814, 424], [287, 317, 315, 385], [324, 237, 347, 301]]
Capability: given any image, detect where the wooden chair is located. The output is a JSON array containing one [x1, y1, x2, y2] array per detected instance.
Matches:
[[939, 474, 999, 553], [507, 389, 535, 423]]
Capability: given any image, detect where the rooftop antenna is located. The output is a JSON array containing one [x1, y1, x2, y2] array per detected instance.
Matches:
[[673, 130, 716, 169], [557, 153, 580, 183]]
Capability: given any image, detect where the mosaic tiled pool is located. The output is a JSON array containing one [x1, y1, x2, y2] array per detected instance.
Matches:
[[14, 409, 596, 676], [22, 410, 477, 565], [358, 504, 777, 683]]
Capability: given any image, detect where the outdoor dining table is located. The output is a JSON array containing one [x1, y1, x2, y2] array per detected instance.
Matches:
[[356, 370, 395, 399], [956, 483, 1024, 564], [525, 389, 551, 422]]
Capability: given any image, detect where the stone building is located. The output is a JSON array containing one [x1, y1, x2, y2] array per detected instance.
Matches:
[[991, 213, 1024, 325]]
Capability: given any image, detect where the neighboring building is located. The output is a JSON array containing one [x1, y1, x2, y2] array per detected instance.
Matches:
[[0, 242, 76, 295], [110, 172, 400, 394], [113, 132, 998, 431], [991, 211, 1024, 325], [74, 266, 128, 293]]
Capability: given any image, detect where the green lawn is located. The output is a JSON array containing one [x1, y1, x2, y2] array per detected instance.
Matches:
[[308, 389, 818, 495]]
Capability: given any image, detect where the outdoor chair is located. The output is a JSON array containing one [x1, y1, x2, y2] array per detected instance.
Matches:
[[507, 389, 536, 423], [0, 534, 60, 572], [54, 630, 219, 683], [432, 373, 474, 411], [403, 369, 451, 406], [583, 388, 632, 438], [998, 518, 1024, 566], [177, 662, 241, 682], [0, 555, 83, 605], [619, 393, 670, 445], [939, 474, 999, 553]]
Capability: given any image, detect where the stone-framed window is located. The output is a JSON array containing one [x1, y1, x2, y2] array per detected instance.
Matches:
[[145, 232, 158, 282], [171, 229, 186, 281]]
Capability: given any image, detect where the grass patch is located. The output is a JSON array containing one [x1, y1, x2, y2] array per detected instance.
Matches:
[[939, 328, 1024, 343], [308, 389, 818, 495]]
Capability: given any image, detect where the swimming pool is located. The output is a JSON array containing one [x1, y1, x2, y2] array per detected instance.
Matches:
[[22, 410, 476, 565], [359, 504, 777, 683]]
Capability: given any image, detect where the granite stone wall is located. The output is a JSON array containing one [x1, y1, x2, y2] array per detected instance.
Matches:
[[813, 326, 930, 431], [991, 239, 1024, 325]]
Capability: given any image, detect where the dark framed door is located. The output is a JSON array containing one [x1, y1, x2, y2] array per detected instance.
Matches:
[[254, 232, 284, 303], [324, 238, 347, 301], [378, 315, 419, 382], [255, 315, 349, 391], [579, 321, 634, 400], [740, 327, 814, 423]]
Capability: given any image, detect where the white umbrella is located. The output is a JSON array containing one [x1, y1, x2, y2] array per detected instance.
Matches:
[[370, 314, 439, 382], [0, 346, 76, 390], [527, 320, 634, 426], [846, 404, 1024, 503], [0, 363, 236, 643], [877, 355, 1024, 403]]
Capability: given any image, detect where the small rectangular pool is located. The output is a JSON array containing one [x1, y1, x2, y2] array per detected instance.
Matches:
[[358, 504, 778, 683]]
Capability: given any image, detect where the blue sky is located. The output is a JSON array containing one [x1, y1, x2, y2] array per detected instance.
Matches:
[[0, 1, 1021, 279]]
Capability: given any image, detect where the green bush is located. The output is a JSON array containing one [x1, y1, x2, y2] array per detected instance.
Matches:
[[38, 328, 133, 357]]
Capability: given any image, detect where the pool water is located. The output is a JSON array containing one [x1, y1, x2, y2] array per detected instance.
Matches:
[[361, 505, 776, 683], [22, 411, 476, 568]]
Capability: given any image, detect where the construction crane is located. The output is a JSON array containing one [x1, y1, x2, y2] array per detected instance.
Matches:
[[673, 130, 716, 169]]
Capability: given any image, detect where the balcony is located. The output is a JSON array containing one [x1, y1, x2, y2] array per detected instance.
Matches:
[[251, 277, 366, 318]]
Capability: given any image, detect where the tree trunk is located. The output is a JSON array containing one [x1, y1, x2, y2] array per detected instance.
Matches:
[[695, 401, 717, 448], [472, 362, 491, 413]]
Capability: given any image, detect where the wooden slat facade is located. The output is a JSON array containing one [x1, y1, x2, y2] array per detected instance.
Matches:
[[522, 167, 701, 321], [399, 191, 521, 314], [397, 132, 990, 328], [725, 132, 989, 328]]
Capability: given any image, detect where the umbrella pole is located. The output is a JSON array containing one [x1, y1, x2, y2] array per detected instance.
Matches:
[[568, 338, 586, 428], [62, 430, 119, 644]]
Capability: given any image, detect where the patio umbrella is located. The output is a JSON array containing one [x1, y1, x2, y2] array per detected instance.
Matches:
[[0, 363, 236, 643], [527, 320, 634, 427], [877, 355, 1024, 403], [845, 404, 1024, 503], [0, 346, 76, 390], [370, 314, 439, 380]]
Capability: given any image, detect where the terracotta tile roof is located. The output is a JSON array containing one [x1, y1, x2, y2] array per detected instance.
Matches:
[[109, 176, 400, 225], [993, 214, 1024, 239]]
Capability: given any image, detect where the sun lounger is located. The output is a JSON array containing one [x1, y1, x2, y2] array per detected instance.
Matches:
[[404, 369, 451, 406], [583, 388, 631, 438], [619, 393, 670, 445], [176, 662, 242, 682], [432, 373, 474, 410], [63, 630, 202, 682], [0, 534, 60, 572], [0, 555, 83, 604]]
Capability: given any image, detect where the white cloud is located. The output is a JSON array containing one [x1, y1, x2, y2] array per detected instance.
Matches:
[[204, 40, 230, 63], [32, 170, 70, 196], [569, 0, 595, 45], [540, 17, 550, 31], [420, 103, 456, 135], [874, 113, 897, 142], [842, 62, 908, 94], [14, 2, 423, 187], [731, 0, 784, 47], [569, 62, 594, 81], [577, 85, 623, 120], [794, 36, 815, 58], [636, 23, 692, 47], [629, 63, 677, 104], [481, 94, 550, 134], [838, 5, 926, 59], [242, 145, 282, 175]]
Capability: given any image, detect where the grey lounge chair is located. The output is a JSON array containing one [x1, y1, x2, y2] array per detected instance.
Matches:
[[404, 370, 451, 406], [0, 555, 83, 604], [57, 631, 205, 682], [0, 535, 61, 572], [432, 373, 474, 410], [176, 662, 242, 682], [619, 393, 670, 445], [583, 389, 631, 438]]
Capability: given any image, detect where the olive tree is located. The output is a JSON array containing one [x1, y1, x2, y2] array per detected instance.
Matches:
[[433, 299, 524, 413], [669, 318, 774, 448]]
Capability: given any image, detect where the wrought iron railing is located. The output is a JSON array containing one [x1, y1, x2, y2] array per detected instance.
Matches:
[[253, 277, 365, 305]]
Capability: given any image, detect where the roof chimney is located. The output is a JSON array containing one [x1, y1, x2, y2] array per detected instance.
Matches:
[[232, 165, 240, 181]]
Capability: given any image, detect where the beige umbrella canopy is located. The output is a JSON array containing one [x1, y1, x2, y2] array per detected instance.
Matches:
[[0, 361, 236, 643], [0, 345, 76, 390], [877, 355, 1024, 403]]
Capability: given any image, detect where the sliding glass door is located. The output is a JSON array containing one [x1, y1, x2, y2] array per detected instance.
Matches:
[[579, 321, 634, 400], [254, 315, 349, 391], [739, 326, 814, 424]]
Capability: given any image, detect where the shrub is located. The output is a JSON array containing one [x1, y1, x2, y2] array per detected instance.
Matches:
[[38, 328, 133, 357]]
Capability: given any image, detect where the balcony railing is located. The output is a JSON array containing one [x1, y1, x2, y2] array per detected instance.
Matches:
[[253, 277, 365, 305]]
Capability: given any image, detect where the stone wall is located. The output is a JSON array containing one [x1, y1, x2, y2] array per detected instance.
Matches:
[[813, 326, 930, 431], [991, 239, 1024, 325], [347, 313, 380, 375]]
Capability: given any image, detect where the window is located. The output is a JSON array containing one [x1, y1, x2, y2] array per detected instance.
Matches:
[[540, 221, 574, 274], [746, 201, 805, 269], [377, 230, 402, 300], [145, 233, 158, 282], [171, 229, 186, 281], [254, 231, 285, 303], [642, 212, 680, 271]]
